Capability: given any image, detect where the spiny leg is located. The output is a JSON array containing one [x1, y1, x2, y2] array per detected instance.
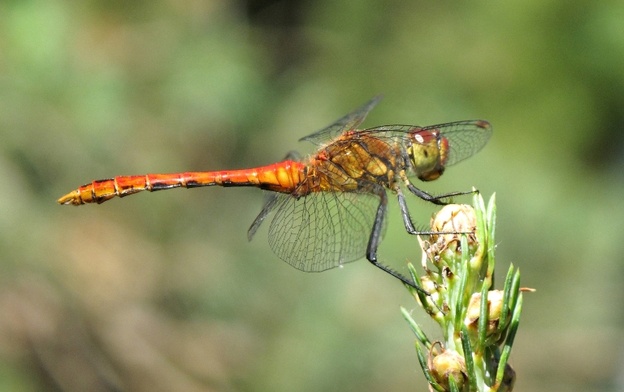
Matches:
[[397, 186, 475, 237], [406, 183, 476, 205], [365, 185, 429, 294], [396, 187, 464, 235]]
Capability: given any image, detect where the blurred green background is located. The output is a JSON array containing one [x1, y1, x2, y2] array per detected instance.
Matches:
[[1, 0, 624, 391]]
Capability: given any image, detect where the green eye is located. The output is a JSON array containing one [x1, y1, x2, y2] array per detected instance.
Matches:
[[409, 130, 448, 181]]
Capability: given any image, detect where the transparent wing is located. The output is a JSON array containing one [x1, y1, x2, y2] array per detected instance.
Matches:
[[363, 120, 492, 167], [253, 191, 383, 272], [299, 95, 383, 145], [423, 120, 492, 166], [248, 192, 281, 241]]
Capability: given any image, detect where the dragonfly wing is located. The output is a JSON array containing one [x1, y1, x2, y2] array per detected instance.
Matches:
[[248, 192, 281, 241], [423, 120, 493, 166], [363, 120, 493, 167], [299, 95, 383, 145], [264, 191, 381, 272]]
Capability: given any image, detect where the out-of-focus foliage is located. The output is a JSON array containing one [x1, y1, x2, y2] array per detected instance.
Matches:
[[0, 0, 623, 391]]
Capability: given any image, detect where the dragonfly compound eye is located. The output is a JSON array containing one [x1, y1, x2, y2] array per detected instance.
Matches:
[[408, 129, 449, 181]]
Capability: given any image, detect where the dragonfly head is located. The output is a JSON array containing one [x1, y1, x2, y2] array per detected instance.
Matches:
[[407, 128, 449, 181]]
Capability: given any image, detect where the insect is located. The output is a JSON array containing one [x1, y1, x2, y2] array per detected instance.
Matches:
[[58, 96, 492, 288]]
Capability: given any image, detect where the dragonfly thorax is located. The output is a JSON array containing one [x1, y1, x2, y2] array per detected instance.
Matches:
[[406, 129, 449, 182]]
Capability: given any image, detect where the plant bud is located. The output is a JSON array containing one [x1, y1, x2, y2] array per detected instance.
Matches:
[[425, 204, 478, 264], [464, 290, 507, 339], [414, 275, 445, 315], [497, 363, 516, 392], [430, 349, 467, 391]]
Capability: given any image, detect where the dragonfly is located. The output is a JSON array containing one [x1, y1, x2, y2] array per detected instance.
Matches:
[[58, 96, 492, 289]]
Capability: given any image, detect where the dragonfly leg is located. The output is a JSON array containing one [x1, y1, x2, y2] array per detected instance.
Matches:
[[365, 187, 428, 294], [397, 187, 418, 234], [397, 186, 474, 236], [406, 183, 476, 205]]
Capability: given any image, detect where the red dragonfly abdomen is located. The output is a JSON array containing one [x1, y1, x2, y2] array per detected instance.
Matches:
[[57, 160, 307, 205]]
